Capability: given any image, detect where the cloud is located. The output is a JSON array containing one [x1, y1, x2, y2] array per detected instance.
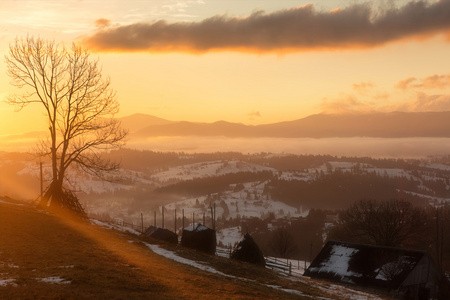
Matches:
[[352, 82, 374, 95], [83, 0, 450, 53], [397, 92, 450, 111], [320, 95, 374, 114], [248, 111, 261, 120], [321, 91, 450, 115], [395, 77, 418, 90], [94, 18, 111, 28], [396, 74, 450, 90]]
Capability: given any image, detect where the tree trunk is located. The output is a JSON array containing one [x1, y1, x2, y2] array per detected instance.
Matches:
[[39, 180, 87, 220]]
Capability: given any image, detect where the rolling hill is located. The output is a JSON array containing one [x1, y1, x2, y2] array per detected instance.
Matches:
[[123, 111, 450, 138]]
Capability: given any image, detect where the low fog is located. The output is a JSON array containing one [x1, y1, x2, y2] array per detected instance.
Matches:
[[126, 136, 450, 159]]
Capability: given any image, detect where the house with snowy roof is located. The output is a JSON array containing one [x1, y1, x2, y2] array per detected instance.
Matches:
[[304, 240, 446, 299]]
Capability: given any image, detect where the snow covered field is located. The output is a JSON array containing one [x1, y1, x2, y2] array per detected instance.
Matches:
[[3, 154, 450, 240]]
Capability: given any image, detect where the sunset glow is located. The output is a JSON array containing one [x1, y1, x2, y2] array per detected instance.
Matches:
[[1, 0, 450, 138]]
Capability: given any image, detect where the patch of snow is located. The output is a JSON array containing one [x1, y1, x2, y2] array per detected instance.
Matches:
[[91, 219, 141, 235], [217, 226, 241, 247], [308, 245, 362, 281], [37, 276, 71, 284], [0, 261, 20, 269], [0, 199, 29, 207], [426, 163, 450, 171], [144, 243, 233, 278], [151, 160, 275, 183], [184, 224, 210, 232], [266, 285, 306, 297], [0, 279, 17, 287], [58, 265, 74, 269]]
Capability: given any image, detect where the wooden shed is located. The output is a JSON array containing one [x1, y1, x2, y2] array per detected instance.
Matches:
[[304, 241, 446, 299]]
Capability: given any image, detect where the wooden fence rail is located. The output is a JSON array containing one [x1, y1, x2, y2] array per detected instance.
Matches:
[[97, 220, 307, 277]]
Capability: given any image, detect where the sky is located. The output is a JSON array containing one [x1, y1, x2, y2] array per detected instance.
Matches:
[[1, 0, 450, 137]]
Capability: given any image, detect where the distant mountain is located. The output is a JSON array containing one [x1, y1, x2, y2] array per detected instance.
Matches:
[[122, 111, 450, 138], [119, 113, 174, 133]]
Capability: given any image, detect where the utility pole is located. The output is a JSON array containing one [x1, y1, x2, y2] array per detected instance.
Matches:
[[182, 209, 185, 230], [436, 207, 441, 272], [213, 203, 216, 230], [40, 161, 43, 201], [210, 204, 214, 228]]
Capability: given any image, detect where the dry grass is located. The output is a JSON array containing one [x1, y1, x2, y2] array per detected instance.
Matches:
[[0, 199, 388, 299], [0, 200, 311, 299]]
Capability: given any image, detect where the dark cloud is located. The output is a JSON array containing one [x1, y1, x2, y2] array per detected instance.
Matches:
[[84, 0, 450, 53]]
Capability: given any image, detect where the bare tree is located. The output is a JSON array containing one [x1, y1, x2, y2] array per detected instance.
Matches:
[[5, 36, 127, 217], [270, 227, 297, 258], [332, 199, 428, 247]]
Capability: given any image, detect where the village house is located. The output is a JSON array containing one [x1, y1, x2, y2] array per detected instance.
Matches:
[[304, 240, 448, 299]]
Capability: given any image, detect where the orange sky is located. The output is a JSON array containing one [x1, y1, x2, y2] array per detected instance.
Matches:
[[1, 0, 450, 137]]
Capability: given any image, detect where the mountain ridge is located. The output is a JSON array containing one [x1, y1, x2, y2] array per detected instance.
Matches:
[[121, 111, 450, 138]]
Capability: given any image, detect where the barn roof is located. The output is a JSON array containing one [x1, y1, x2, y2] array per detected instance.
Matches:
[[184, 224, 211, 232], [304, 240, 431, 290]]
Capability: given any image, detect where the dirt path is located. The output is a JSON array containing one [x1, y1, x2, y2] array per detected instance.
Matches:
[[0, 201, 305, 299]]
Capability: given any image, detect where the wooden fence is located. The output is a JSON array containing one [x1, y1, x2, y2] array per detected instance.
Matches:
[[98, 219, 308, 276]]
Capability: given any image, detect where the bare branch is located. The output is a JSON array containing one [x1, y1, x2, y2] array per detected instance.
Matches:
[[5, 36, 127, 214]]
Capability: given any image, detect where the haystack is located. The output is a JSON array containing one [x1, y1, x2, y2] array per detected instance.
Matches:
[[231, 233, 265, 267]]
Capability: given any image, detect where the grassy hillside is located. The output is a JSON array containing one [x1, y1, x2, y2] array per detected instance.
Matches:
[[0, 198, 385, 299]]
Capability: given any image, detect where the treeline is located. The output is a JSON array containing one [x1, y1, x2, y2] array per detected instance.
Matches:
[[246, 154, 337, 170], [251, 209, 327, 260], [155, 171, 273, 196], [246, 153, 422, 171], [104, 149, 181, 172], [266, 170, 424, 210], [103, 149, 447, 173], [103, 149, 246, 173]]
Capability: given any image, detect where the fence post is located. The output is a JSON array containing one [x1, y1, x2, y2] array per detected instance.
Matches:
[[289, 262, 292, 275]]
